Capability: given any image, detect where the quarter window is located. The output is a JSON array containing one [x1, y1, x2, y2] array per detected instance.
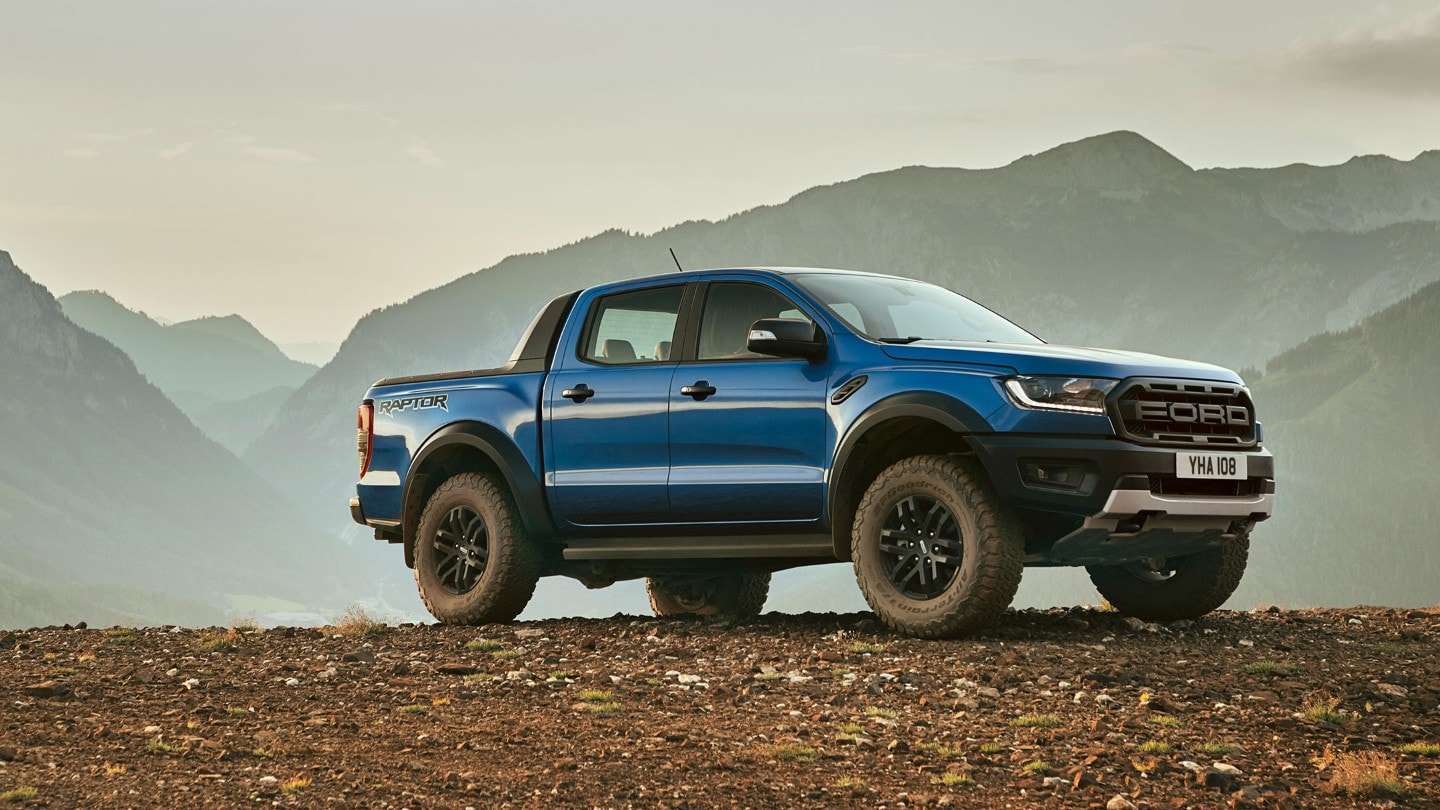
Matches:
[[581, 285, 684, 365]]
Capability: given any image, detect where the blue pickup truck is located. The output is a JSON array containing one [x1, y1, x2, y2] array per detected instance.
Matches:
[[351, 268, 1273, 637]]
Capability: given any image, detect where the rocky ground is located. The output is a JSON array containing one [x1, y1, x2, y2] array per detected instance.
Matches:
[[1, 607, 1438, 808]]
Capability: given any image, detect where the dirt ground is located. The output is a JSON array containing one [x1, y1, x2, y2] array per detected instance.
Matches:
[[2, 606, 1438, 808]]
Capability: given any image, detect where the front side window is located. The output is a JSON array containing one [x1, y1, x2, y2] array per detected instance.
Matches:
[[581, 285, 683, 365], [696, 282, 813, 361]]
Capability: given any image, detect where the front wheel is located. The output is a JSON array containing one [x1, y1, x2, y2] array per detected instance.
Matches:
[[413, 472, 541, 624], [1086, 535, 1249, 622], [646, 572, 770, 618], [851, 455, 1024, 638]]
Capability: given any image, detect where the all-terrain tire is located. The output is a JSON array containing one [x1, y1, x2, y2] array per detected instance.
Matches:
[[1086, 535, 1249, 622], [413, 472, 542, 624], [851, 455, 1024, 638], [646, 572, 771, 618]]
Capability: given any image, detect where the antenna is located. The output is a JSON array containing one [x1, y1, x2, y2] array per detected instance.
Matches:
[[669, 248, 684, 272]]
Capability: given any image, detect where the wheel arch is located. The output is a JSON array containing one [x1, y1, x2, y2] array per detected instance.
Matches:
[[828, 393, 992, 561], [401, 421, 555, 567]]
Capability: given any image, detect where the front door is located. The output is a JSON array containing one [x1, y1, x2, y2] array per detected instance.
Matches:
[[668, 282, 830, 523]]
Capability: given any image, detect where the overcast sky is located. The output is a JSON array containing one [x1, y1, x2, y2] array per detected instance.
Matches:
[[3, 1, 1438, 344]]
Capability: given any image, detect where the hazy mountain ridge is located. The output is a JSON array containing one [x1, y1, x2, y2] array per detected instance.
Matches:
[[249, 132, 1440, 543], [1236, 279, 1440, 606], [0, 250, 384, 628], [59, 289, 317, 454]]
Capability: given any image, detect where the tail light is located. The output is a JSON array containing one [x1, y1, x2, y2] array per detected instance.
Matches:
[[357, 402, 374, 476]]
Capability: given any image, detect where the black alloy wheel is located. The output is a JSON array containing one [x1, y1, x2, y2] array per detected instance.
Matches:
[[433, 505, 490, 594], [878, 495, 964, 600]]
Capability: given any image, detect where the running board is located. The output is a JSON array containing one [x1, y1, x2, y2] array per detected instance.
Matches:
[[562, 534, 835, 561]]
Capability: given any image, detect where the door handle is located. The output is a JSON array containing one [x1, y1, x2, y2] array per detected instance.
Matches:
[[562, 384, 595, 402], [680, 381, 717, 401]]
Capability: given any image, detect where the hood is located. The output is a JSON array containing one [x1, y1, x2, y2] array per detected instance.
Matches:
[[879, 341, 1243, 383]]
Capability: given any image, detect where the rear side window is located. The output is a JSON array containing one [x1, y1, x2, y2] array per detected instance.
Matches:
[[581, 285, 684, 365]]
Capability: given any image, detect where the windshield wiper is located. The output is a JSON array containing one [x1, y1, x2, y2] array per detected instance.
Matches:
[[878, 336, 926, 344]]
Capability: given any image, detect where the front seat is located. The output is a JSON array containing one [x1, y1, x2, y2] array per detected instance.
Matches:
[[653, 340, 672, 361]]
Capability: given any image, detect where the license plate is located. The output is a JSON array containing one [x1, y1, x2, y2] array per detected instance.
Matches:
[[1175, 452, 1246, 480]]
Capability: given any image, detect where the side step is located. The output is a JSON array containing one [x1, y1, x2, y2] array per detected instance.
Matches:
[[562, 534, 835, 561]]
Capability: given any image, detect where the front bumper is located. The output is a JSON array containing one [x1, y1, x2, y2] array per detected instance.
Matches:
[[966, 434, 1274, 518], [967, 434, 1274, 566]]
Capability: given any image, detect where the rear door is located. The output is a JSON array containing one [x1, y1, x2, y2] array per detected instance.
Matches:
[[544, 284, 686, 526], [667, 281, 830, 523]]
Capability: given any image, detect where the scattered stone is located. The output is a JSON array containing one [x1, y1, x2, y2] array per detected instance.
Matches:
[[342, 650, 376, 664], [1376, 683, 1409, 699], [1106, 795, 1137, 810], [23, 680, 69, 698], [284, 678, 301, 687], [1121, 617, 1161, 633], [513, 629, 545, 639], [887, 739, 908, 753], [438, 663, 480, 676], [0, 746, 18, 762]]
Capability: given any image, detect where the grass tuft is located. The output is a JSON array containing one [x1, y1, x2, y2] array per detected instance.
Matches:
[[585, 702, 624, 716], [1010, 713, 1059, 728], [576, 689, 614, 702], [225, 706, 250, 716], [199, 632, 240, 652], [1150, 715, 1182, 727], [330, 605, 388, 637], [1330, 752, 1408, 797], [146, 737, 177, 755], [1194, 741, 1234, 757], [398, 704, 427, 715], [466, 638, 505, 652], [848, 641, 885, 655], [931, 772, 972, 786], [767, 743, 819, 763], [0, 787, 37, 803], [1138, 740, 1172, 755], [835, 776, 868, 791], [864, 706, 900, 720], [1397, 742, 1440, 756], [280, 777, 311, 794], [103, 763, 127, 776], [753, 672, 784, 682], [106, 627, 138, 643], [492, 649, 524, 660], [252, 748, 274, 759], [979, 743, 1002, 755], [1021, 759, 1050, 774], [1302, 695, 1348, 724], [837, 723, 864, 735], [1242, 660, 1301, 676]]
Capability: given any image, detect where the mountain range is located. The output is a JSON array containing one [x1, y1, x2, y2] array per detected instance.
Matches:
[[6, 130, 1439, 625], [59, 291, 317, 454], [0, 251, 382, 628], [246, 132, 1440, 575]]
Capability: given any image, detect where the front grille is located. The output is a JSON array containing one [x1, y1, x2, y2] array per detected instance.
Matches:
[[1149, 475, 1265, 497], [1111, 378, 1258, 448]]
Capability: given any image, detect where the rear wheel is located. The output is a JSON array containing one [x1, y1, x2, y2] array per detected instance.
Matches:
[[851, 455, 1023, 638], [646, 572, 770, 618], [413, 472, 541, 624], [1086, 535, 1249, 622]]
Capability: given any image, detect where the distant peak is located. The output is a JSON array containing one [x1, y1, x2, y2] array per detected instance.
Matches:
[[1006, 131, 1192, 190]]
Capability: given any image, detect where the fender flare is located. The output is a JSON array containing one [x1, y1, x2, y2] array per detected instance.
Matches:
[[402, 421, 556, 551], [827, 392, 993, 555]]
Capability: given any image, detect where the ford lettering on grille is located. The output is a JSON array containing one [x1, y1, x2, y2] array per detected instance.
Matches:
[[1112, 379, 1258, 447]]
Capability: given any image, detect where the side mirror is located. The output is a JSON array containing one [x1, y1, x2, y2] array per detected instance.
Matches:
[[747, 318, 827, 362]]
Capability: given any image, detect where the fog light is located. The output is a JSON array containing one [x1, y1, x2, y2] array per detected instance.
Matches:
[[1020, 461, 1087, 492]]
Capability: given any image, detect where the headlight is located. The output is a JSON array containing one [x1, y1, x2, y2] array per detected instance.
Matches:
[[1004, 376, 1117, 415]]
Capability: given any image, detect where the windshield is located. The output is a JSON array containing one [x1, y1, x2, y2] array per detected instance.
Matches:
[[792, 274, 1041, 344]]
